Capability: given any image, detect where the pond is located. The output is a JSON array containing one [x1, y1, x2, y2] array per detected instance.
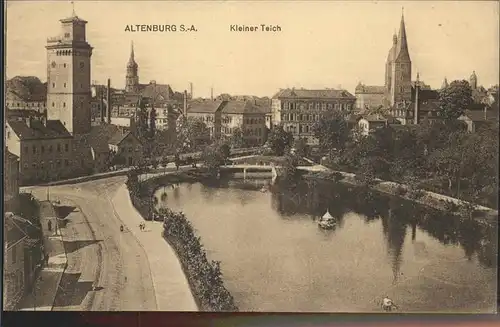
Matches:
[[154, 177, 496, 312]]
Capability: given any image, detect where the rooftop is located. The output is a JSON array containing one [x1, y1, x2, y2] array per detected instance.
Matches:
[[188, 100, 225, 114], [222, 100, 270, 115], [7, 119, 72, 140], [272, 88, 356, 99], [6, 76, 47, 102]]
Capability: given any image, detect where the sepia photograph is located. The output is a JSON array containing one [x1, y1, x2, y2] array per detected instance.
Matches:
[[3, 0, 499, 315]]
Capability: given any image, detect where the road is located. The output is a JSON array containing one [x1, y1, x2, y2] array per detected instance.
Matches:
[[24, 177, 157, 311]]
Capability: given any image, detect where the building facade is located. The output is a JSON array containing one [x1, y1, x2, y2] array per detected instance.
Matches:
[[186, 100, 225, 140], [271, 88, 356, 144], [221, 100, 268, 147], [4, 150, 20, 212], [108, 131, 144, 167]]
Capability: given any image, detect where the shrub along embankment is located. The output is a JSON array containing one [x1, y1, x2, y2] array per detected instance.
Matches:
[[125, 170, 239, 312]]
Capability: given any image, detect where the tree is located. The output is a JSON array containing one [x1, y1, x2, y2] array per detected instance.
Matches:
[[439, 80, 473, 120], [201, 140, 231, 176], [229, 127, 245, 149], [293, 138, 310, 158], [312, 110, 349, 154], [282, 153, 300, 182], [176, 116, 209, 152], [267, 125, 293, 156]]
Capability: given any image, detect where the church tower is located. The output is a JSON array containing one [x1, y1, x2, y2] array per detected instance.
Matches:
[[125, 41, 139, 93], [390, 10, 412, 107], [46, 9, 93, 135]]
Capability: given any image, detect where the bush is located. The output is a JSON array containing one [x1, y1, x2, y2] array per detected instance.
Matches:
[[126, 173, 238, 311]]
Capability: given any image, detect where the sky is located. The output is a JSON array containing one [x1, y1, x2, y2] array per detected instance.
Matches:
[[5, 1, 499, 98]]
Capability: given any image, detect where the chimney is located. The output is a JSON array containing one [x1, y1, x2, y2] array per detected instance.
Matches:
[[100, 88, 105, 123], [190, 82, 193, 99], [414, 72, 420, 125], [106, 78, 111, 124], [183, 90, 188, 116], [211, 87, 214, 101], [484, 106, 487, 120]]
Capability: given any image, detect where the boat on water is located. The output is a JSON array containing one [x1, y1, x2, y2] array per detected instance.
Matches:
[[318, 210, 336, 229]]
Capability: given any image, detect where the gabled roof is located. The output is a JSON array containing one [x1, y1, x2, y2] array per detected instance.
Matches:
[[272, 88, 356, 99], [222, 100, 270, 115], [87, 123, 122, 153], [7, 119, 72, 140], [359, 113, 400, 124], [188, 100, 225, 114], [140, 83, 174, 102], [108, 130, 142, 146], [6, 76, 47, 102]]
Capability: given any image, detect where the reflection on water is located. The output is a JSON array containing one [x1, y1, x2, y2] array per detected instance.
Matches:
[[155, 178, 497, 313]]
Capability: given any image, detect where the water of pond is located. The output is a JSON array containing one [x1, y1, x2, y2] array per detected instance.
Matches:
[[154, 178, 497, 313]]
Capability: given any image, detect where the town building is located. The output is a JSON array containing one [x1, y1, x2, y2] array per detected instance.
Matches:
[[271, 88, 356, 144], [221, 100, 269, 147], [4, 149, 20, 212], [5, 118, 76, 185], [357, 114, 401, 136], [5, 76, 47, 113], [107, 131, 144, 167]]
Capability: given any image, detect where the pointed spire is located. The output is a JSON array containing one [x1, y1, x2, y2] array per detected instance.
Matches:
[[442, 77, 449, 89], [395, 8, 410, 61], [127, 41, 137, 68], [71, 1, 76, 17], [416, 71, 420, 82]]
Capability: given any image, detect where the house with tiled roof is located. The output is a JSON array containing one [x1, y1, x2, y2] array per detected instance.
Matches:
[[185, 99, 226, 140], [354, 83, 386, 111], [271, 87, 356, 144], [221, 100, 270, 146], [107, 130, 144, 167], [5, 117, 77, 185], [3, 212, 42, 310], [458, 109, 499, 133], [5, 76, 47, 113]]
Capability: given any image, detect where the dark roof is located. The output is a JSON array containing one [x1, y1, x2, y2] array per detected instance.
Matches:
[[188, 100, 225, 113], [359, 114, 400, 124], [7, 109, 45, 118], [111, 93, 139, 107], [222, 100, 269, 115], [355, 84, 385, 94], [7, 119, 72, 140], [6, 76, 47, 102], [108, 131, 130, 146], [87, 123, 121, 153], [460, 110, 499, 122], [411, 88, 440, 101], [140, 83, 174, 102], [272, 88, 356, 99]]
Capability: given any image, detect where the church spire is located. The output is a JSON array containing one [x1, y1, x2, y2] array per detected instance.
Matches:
[[395, 7, 410, 61], [442, 77, 449, 89]]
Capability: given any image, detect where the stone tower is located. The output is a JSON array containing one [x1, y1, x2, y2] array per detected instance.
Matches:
[[125, 41, 139, 93], [385, 31, 398, 94], [46, 11, 93, 135], [389, 10, 412, 107], [470, 71, 477, 90]]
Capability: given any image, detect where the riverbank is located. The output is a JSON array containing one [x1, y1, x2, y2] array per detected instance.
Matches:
[[126, 170, 239, 311], [304, 169, 497, 226]]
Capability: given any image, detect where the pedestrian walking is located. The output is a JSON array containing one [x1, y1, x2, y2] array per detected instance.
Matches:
[[47, 220, 52, 232]]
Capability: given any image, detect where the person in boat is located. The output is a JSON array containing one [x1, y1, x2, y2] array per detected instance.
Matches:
[[382, 296, 397, 312]]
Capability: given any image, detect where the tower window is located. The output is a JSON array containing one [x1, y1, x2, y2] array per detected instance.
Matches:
[[65, 33, 70, 38], [52, 83, 55, 88], [64, 83, 67, 88], [63, 102, 66, 107], [64, 63, 66, 68], [52, 102, 55, 107]]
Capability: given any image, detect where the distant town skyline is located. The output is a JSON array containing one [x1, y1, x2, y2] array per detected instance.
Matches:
[[6, 1, 499, 97]]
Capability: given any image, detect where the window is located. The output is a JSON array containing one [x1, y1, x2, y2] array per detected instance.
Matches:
[[64, 64, 66, 68], [63, 102, 66, 108], [52, 83, 55, 88], [41, 146, 45, 153], [64, 33, 70, 38], [32, 145, 36, 154], [65, 144, 69, 152], [32, 163, 37, 169], [64, 83, 66, 88], [129, 147, 133, 153], [49, 145, 53, 153], [56, 160, 61, 168], [57, 144, 61, 152], [65, 159, 69, 166], [23, 163, 28, 169], [52, 102, 55, 107], [7, 130, 10, 138]]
